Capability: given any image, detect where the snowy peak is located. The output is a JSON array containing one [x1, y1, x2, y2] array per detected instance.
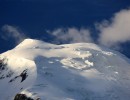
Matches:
[[1, 39, 130, 100], [16, 38, 55, 49]]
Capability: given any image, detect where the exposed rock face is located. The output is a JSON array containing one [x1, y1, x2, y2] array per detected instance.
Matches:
[[14, 94, 34, 100], [0, 55, 37, 100]]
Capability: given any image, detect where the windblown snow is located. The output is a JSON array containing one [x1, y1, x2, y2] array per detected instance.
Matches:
[[0, 39, 130, 100]]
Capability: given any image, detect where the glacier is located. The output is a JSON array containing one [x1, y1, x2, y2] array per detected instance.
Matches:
[[0, 39, 130, 100]]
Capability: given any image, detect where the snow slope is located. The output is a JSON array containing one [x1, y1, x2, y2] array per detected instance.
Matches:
[[1, 39, 130, 100]]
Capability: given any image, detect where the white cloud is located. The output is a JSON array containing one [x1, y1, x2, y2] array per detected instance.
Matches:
[[47, 27, 93, 44], [1, 25, 27, 44], [97, 8, 130, 48], [2, 8, 130, 49]]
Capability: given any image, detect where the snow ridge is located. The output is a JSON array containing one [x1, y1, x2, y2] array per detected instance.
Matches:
[[0, 39, 130, 100]]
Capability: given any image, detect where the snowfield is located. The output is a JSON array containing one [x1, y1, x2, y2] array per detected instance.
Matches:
[[0, 39, 130, 100]]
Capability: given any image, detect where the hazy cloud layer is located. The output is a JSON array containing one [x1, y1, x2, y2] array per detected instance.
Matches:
[[1, 25, 26, 44], [97, 8, 130, 47], [1, 8, 130, 49], [47, 28, 93, 44], [47, 8, 130, 48]]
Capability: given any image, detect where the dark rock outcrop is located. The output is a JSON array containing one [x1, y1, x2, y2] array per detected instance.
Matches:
[[14, 94, 34, 100]]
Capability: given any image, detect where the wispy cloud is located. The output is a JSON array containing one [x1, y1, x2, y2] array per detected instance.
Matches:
[[47, 27, 93, 44], [46, 8, 130, 48], [97, 8, 130, 48], [1, 25, 27, 44], [1, 8, 130, 50]]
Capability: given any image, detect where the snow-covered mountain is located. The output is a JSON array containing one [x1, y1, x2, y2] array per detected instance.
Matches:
[[1, 39, 130, 100]]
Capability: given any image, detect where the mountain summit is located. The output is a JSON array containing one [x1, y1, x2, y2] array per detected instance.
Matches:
[[0, 39, 130, 100]]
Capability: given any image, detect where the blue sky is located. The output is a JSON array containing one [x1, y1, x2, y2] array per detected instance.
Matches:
[[0, 0, 130, 58]]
